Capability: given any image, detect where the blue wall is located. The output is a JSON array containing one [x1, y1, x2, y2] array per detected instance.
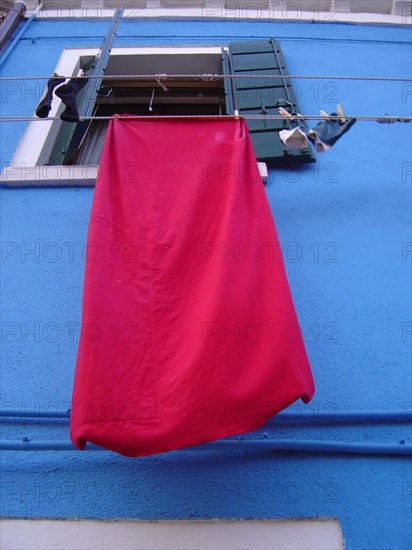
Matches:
[[1, 18, 411, 550]]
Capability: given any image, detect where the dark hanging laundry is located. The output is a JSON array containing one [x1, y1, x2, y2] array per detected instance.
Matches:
[[35, 74, 66, 118], [308, 115, 357, 153], [279, 101, 357, 153], [35, 74, 87, 122]]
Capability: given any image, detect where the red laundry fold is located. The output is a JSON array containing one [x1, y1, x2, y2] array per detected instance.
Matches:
[[70, 116, 315, 457]]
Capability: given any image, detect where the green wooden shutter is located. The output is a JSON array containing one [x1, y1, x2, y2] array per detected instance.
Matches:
[[226, 38, 315, 167]]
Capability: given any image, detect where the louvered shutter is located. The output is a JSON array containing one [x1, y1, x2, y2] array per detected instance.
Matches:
[[225, 38, 315, 167]]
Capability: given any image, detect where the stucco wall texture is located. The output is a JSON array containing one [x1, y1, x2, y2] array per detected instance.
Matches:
[[0, 18, 411, 550]]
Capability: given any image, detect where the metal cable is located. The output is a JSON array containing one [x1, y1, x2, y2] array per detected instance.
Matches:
[[0, 74, 411, 82], [0, 115, 410, 122]]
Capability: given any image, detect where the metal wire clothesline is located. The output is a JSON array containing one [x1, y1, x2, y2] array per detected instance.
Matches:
[[1, 115, 411, 122], [1, 73, 410, 122], [0, 74, 411, 81]]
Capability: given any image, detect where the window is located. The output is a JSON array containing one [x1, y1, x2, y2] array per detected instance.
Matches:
[[9, 47, 225, 168], [49, 47, 228, 166], [2, 39, 315, 186]]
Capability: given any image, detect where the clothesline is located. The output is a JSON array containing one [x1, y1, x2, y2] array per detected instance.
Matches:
[[0, 74, 411, 82], [0, 115, 411, 122]]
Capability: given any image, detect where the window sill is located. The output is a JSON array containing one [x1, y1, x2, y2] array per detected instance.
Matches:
[[0, 163, 268, 187], [0, 165, 99, 188]]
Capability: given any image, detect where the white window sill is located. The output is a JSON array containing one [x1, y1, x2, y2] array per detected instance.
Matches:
[[0, 163, 268, 187], [0, 518, 344, 550], [0, 165, 99, 188]]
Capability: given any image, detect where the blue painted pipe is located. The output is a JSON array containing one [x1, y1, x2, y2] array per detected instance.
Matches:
[[0, 409, 70, 419], [0, 2, 44, 68], [1, 409, 411, 423], [195, 439, 412, 455], [0, 438, 410, 455], [272, 411, 412, 423], [0, 2, 26, 53]]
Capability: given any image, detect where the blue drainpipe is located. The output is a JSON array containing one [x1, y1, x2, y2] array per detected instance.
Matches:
[[1, 409, 411, 423], [0, 2, 44, 68], [1, 410, 410, 455], [0, 438, 411, 455], [0, 2, 26, 53]]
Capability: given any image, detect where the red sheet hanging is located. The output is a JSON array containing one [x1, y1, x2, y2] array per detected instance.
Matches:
[[70, 116, 314, 457]]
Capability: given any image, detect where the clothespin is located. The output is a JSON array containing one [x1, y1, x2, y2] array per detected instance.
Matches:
[[155, 74, 169, 92], [201, 74, 218, 82], [278, 106, 292, 119], [320, 108, 346, 123], [337, 103, 346, 123], [377, 114, 395, 124]]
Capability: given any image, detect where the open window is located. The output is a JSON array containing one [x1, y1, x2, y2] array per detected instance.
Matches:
[[48, 47, 228, 166], [55, 40, 315, 168], [3, 39, 315, 186]]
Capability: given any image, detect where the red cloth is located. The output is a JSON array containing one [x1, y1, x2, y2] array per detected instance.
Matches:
[[70, 116, 314, 456]]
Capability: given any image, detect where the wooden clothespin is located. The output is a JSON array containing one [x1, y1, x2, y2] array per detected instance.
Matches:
[[155, 74, 169, 93], [278, 106, 292, 119], [337, 103, 346, 123], [320, 108, 346, 123]]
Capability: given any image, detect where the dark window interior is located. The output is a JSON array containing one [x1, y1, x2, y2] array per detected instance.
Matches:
[[96, 77, 227, 116]]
